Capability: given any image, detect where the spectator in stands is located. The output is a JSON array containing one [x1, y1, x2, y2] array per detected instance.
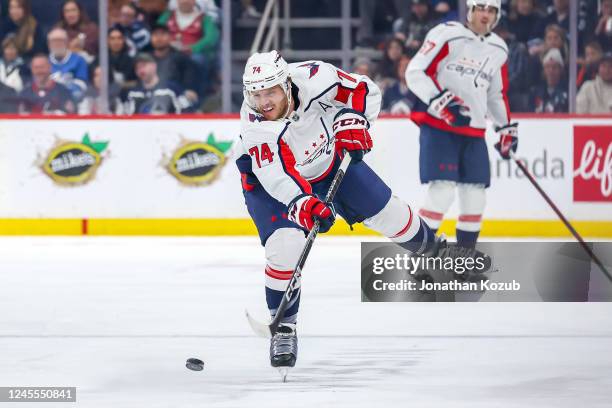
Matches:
[[108, 27, 137, 90], [393, 0, 439, 53], [55, 0, 99, 63], [382, 55, 413, 115], [595, 0, 612, 52], [157, 0, 220, 64], [109, 0, 130, 26], [495, 17, 533, 112], [150, 24, 199, 104], [529, 48, 568, 113], [529, 24, 569, 80], [357, 0, 408, 48], [136, 0, 170, 26], [168, 0, 220, 23], [375, 38, 405, 92], [19, 53, 75, 114], [508, 0, 542, 44], [122, 52, 193, 114], [542, 24, 568, 63], [433, 0, 458, 22], [0, 0, 47, 60], [577, 41, 603, 90], [115, 3, 151, 51], [539, 0, 568, 35], [47, 27, 89, 102], [576, 53, 612, 114], [79, 65, 123, 114], [352, 56, 373, 77], [0, 80, 18, 112], [0, 36, 29, 92]]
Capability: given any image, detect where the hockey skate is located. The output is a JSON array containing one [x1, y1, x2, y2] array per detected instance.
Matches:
[[412, 235, 494, 286], [270, 323, 298, 382]]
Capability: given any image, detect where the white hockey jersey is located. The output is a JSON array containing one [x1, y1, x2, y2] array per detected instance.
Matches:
[[237, 61, 381, 207], [406, 22, 511, 137]]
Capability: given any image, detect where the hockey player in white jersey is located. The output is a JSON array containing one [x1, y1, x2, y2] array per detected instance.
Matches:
[[406, 0, 518, 248], [236, 51, 435, 371], [236, 50, 493, 375]]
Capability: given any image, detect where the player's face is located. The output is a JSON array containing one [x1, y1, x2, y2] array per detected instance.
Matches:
[[470, 6, 497, 34], [251, 85, 288, 121]]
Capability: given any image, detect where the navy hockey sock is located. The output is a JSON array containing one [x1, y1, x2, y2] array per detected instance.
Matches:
[[456, 228, 479, 249], [398, 218, 436, 254]]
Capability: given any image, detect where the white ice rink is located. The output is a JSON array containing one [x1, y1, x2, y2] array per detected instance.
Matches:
[[1, 236, 611, 407]]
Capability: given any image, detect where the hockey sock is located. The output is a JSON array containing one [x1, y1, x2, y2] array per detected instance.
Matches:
[[265, 265, 300, 324], [398, 217, 436, 254], [456, 228, 480, 249]]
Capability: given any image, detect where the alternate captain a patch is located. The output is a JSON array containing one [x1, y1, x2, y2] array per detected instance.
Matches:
[[298, 62, 320, 79]]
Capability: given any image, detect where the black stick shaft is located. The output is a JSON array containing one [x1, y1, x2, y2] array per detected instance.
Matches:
[[512, 153, 611, 283], [269, 153, 352, 335]]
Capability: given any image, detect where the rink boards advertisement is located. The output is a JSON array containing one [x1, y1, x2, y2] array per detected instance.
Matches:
[[0, 114, 610, 236]]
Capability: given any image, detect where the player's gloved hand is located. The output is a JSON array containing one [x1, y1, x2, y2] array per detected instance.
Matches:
[[494, 122, 518, 160], [333, 108, 372, 162], [427, 89, 471, 127], [288, 194, 335, 233]]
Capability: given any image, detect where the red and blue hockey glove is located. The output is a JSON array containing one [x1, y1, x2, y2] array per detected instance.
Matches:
[[333, 108, 373, 162], [288, 195, 335, 233], [494, 123, 518, 160], [427, 89, 471, 127]]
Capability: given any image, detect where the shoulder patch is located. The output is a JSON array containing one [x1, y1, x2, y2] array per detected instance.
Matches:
[[298, 62, 320, 79]]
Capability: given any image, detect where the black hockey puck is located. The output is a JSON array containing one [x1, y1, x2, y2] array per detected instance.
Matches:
[[186, 358, 204, 371]]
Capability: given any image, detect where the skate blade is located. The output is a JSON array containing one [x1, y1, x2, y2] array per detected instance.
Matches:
[[277, 367, 290, 382]]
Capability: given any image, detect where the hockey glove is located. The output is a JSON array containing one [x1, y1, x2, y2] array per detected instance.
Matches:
[[333, 108, 373, 162], [288, 195, 335, 233], [494, 123, 518, 160], [427, 89, 471, 127]]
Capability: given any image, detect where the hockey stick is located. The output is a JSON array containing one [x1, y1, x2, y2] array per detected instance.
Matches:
[[246, 151, 353, 338], [510, 151, 611, 283]]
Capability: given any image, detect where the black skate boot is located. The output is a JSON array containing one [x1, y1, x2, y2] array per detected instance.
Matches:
[[412, 235, 494, 285], [270, 323, 298, 382]]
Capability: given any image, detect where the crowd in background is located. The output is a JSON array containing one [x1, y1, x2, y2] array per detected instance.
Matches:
[[0, 0, 610, 115], [363, 0, 612, 115]]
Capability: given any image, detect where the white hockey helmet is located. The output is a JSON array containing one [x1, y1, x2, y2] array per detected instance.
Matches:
[[466, 0, 502, 29], [243, 50, 292, 114]]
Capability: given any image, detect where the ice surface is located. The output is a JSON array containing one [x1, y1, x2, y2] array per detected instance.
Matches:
[[0, 237, 611, 407]]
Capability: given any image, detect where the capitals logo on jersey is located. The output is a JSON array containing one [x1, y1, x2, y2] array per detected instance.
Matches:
[[298, 62, 320, 79]]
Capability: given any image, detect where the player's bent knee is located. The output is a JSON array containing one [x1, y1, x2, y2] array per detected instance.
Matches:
[[264, 229, 305, 290], [363, 195, 420, 242]]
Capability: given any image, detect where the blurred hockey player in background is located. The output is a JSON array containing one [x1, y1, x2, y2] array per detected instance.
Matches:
[[406, 0, 518, 248], [236, 50, 462, 374]]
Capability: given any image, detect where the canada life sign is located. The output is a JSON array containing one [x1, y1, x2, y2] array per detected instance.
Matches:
[[573, 126, 612, 202]]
